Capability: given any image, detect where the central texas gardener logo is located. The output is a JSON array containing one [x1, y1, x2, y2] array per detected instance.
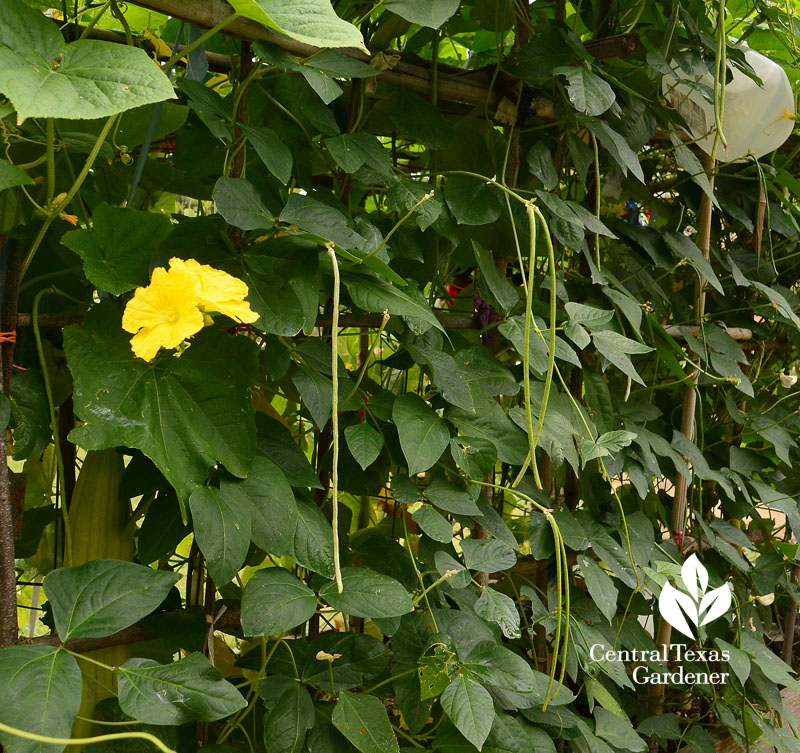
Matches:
[[659, 554, 731, 639]]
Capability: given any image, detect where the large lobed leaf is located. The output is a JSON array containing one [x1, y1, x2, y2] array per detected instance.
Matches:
[[0, 0, 173, 122], [64, 302, 258, 503]]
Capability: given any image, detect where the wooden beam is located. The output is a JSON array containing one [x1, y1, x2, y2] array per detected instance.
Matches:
[[119, 0, 638, 123]]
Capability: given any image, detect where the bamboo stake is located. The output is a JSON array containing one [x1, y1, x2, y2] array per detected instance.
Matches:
[[651, 151, 715, 713]]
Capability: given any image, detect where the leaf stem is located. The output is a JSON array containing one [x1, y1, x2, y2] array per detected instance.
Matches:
[[21, 114, 118, 280], [32, 287, 72, 566], [0, 719, 177, 753], [45, 119, 55, 205]]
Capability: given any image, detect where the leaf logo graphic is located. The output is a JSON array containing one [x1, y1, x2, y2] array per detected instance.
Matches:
[[658, 554, 731, 639]]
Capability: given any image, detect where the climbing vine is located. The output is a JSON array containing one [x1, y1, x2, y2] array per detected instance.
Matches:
[[0, 0, 800, 751]]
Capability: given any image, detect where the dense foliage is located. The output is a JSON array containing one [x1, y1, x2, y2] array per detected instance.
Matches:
[[1, 0, 800, 751]]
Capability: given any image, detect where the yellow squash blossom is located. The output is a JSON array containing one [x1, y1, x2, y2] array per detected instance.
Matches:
[[122, 266, 206, 361], [169, 257, 259, 324]]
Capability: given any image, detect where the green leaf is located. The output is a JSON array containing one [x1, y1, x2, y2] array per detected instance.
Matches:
[[256, 414, 322, 489], [117, 653, 247, 725], [715, 638, 750, 685], [280, 194, 365, 249], [473, 588, 521, 639], [392, 393, 450, 475], [585, 121, 644, 183], [463, 641, 537, 693], [304, 50, 379, 78], [386, 178, 443, 230], [412, 504, 453, 543], [461, 539, 517, 572], [594, 707, 646, 752], [325, 134, 392, 176], [9, 369, 53, 460], [189, 485, 252, 585], [227, 456, 296, 555], [445, 403, 528, 466], [293, 498, 336, 578], [739, 634, 797, 688], [241, 124, 293, 184], [319, 567, 414, 618], [555, 65, 616, 116], [473, 242, 519, 313], [241, 567, 317, 636], [484, 713, 557, 753], [44, 559, 179, 641], [61, 203, 173, 294], [263, 680, 315, 753], [526, 143, 558, 190], [332, 690, 400, 753], [0, 2, 173, 122], [345, 422, 384, 470], [592, 331, 651, 386], [0, 645, 82, 753], [440, 673, 494, 750], [228, 0, 366, 51], [245, 271, 307, 336], [0, 158, 33, 191], [580, 430, 637, 463], [383, 0, 460, 28], [663, 232, 724, 294], [445, 175, 502, 226], [423, 479, 481, 516], [301, 67, 343, 104], [213, 177, 275, 231], [65, 302, 258, 502], [344, 273, 445, 335], [565, 302, 614, 327], [577, 555, 618, 624]]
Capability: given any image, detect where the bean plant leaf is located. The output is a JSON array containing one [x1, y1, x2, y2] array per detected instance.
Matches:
[[61, 203, 173, 294], [44, 559, 179, 641], [463, 641, 537, 693], [319, 567, 414, 618], [384, 0, 460, 28], [241, 567, 318, 636], [189, 485, 252, 585], [440, 673, 494, 750], [213, 177, 275, 231], [461, 539, 517, 572], [65, 302, 258, 502], [578, 555, 618, 624], [228, 0, 367, 51], [412, 504, 453, 543], [332, 690, 400, 753], [344, 422, 384, 470], [423, 479, 482, 516], [263, 681, 315, 753], [0, 0, 173, 122], [555, 65, 616, 116], [473, 588, 521, 639], [393, 393, 450, 475], [228, 455, 296, 556], [0, 645, 82, 753], [117, 653, 247, 725], [240, 124, 293, 184]]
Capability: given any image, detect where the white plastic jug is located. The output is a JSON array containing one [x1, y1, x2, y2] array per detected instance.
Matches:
[[661, 47, 795, 162]]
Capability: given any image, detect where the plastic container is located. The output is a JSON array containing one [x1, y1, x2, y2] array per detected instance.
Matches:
[[661, 47, 795, 162]]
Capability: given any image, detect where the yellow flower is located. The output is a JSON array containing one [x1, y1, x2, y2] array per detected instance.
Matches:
[[122, 266, 205, 361], [168, 258, 259, 324]]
